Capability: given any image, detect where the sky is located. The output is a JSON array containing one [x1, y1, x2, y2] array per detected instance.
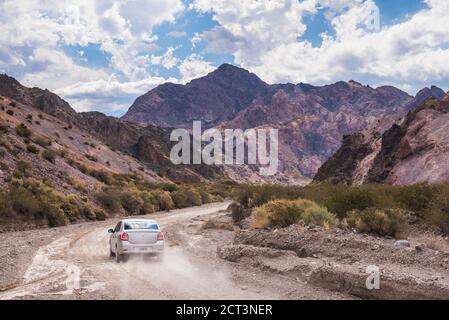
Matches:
[[0, 0, 448, 116]]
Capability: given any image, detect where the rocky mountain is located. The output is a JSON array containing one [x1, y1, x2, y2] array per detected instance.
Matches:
[[314, 93, 449, 185], [0, 74, 78, 123], [123, 64, 438, 183], [0, 93, 166, 217], [0, 75, 226, 184], [122, 64, 270, 129]]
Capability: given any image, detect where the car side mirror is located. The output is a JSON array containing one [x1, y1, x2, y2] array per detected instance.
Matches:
[[108, 229, 114, 234]]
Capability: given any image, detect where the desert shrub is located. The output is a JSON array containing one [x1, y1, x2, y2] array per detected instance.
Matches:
[[41, 150, 56, 163], [324, 187, 376, 219], [198, 189, 211, 204], [0, 123, 8, 133], [395, 184, 436, 218], [171, 190, 189, 208], [154, 190, 174, 211], [10, 186, 41, 216], [95, 189, 122, 213], [425, 185, 449, 234], [94, 208, 107, 221], [15, 123, 32, 138], [186, 189, 202, 206], [88, 169, 112, 184], [346, 207, 409, 239], [26, 114, 33, 121], [6, 110, 14, 116], [253, 199, 320, 228], [16, 160, 32, 177], [34, 136, 52, 147], [9, 101, 16, 107], [82, 206, 96, 221], [229, 202, 249, 223], [140, 191, 156, 214], [120, 191, 144, 215], [45, 205, 67, 227], [61, 196, 84, 222], [26, 144, 39, 154], [8, 178, 68, 227], [301, 206, 338, 228]]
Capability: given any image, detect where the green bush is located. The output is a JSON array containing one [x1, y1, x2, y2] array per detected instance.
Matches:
[[324, 188, 376, 219], [140, 191, 157, 213], [425, 185, 449, 234], [253, 199, 320, 228], [171, 190, 189, 208], [301, 206, 338, 227], [120, 191, 144, 215], [346, 207, 409, 239], [95, 189, 122, 213]]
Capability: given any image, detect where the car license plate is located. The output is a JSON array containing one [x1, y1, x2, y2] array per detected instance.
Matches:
[[139, 248, 148, 251]]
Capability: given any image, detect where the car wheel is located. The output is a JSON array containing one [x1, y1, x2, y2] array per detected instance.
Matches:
[[109, 246, 115, 258], [115, 247, 121, 263]]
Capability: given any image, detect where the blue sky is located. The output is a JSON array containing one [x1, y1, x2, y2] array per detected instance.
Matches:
[[0, 0, 448, 116]]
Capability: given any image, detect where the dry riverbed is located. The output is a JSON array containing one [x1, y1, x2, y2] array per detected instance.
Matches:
[[1, 202, 448, 300]]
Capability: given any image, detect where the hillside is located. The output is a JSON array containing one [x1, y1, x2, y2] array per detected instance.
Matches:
[[314, 93, 449, 185], [0, 77, 230, 231]]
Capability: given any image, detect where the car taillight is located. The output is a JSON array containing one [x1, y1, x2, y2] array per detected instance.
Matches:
[[120, 232, 129, 241], [157, 232, 164, 241]]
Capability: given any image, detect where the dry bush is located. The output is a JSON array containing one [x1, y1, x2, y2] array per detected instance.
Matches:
[[253, 199, 331, 228], [202, 219, 234, 231], [301, 206, 339, 228], [346, 207, 409, 239]]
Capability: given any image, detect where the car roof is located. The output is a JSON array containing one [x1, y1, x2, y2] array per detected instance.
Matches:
[[121, 219, 157, 223]]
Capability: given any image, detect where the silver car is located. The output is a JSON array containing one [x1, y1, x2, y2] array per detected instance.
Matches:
[[108, 219, 165, 263]]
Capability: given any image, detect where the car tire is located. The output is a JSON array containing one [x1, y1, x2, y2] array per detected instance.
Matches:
[[115, 247, 121, 263], [109, 246, 115, 258]]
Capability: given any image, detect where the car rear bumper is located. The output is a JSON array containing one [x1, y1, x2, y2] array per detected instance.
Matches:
[[117, 241, 164, 255]]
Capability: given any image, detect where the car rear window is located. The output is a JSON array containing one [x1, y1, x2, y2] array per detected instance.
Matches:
[[124, 222, 159, 230]]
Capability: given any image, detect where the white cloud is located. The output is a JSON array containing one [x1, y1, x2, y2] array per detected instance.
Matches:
[[192, 0, 449, 93], [151, 47, 179, 69], [0, 0, 185, 112], [179, 54, 215, 83], [55, 75, 177, 114]]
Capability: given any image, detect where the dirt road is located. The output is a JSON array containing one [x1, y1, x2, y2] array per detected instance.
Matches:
[[0, 202, 351, 300]]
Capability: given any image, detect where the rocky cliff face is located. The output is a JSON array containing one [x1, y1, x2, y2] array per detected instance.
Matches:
[[0, 75, 226, 184], [123, 65, 435, 183], [315, 93, 449, 185]]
